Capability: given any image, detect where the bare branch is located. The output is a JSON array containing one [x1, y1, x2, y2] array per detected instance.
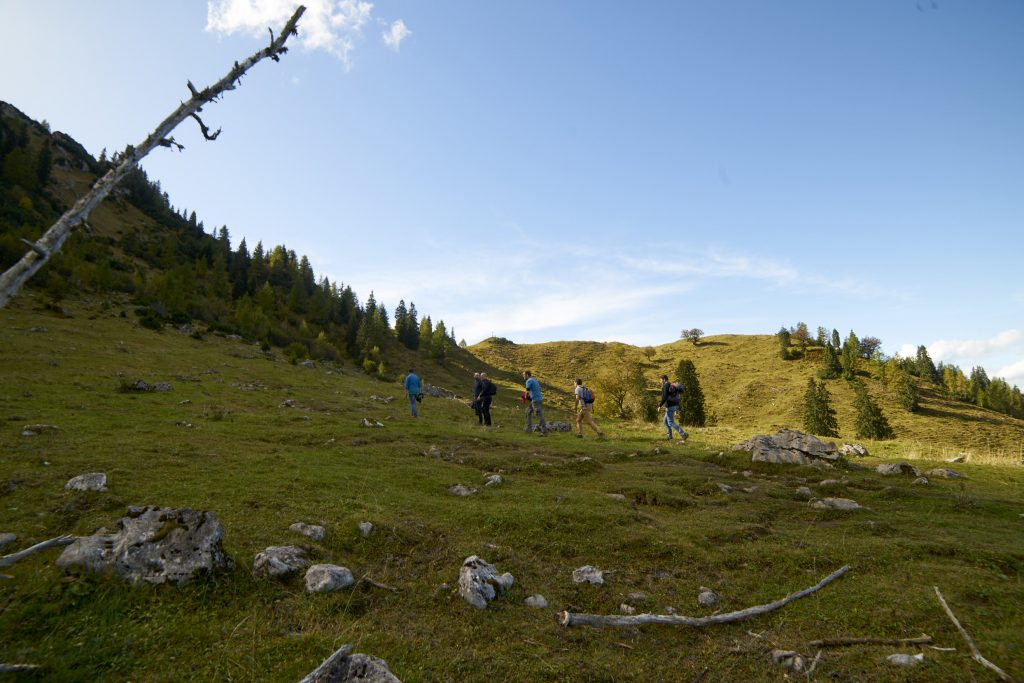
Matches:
[[934, 586, 1020, 683], [0, 5, 307, 309], [559, 565, 849, 628], [0, 664, 42, 673], [359, 574, 399, 592], [189, 113, 222, 141], [806, 634, 932, 648], [0, 535, 75, 569]]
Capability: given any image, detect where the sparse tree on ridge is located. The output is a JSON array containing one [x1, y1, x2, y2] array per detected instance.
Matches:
[[816, 326, 828, 346], [791, 322, 810, 357], [681, 328, 704, 346], [841, 331, 860, 380], [859, 336, 882, 360], [831, 329, 841, 350], [777, 327, 792, 360]]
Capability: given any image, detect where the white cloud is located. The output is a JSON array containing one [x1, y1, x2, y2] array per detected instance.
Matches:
[[995, 359, 1024, 387], [927, 330, 1023, 362], [382, 19, 411, 51], [207, 0, 383, 68]]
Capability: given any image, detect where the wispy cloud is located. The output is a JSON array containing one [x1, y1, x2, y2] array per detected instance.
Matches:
[[382, 19, 411, 51], [206, 0, 403, 68], [927, 330, 1023, 362], [996, 359, 1024, 387]]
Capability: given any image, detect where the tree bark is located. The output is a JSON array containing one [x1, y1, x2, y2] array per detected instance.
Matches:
[[559, 565, 849, 628], [0, 6, 307, 309]]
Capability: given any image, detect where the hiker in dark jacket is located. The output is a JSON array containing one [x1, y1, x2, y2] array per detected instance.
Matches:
[[658, 374, 688, 442], [478, 373, 495, 426], [472, 372, 484, 424]]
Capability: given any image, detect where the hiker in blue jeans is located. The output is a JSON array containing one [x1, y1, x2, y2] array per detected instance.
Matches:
[[523, 370, 547, 435], [658, 374, 688, 441], [404, 368, 421, 417]]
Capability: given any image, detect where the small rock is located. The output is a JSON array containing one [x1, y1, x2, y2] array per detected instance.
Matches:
[[772, 649, 810, 672], [927, 468, 962, 479], [818, 478, 844, 487], [484, 474, 503, 487], [361, 418, 384, 428], [619, 603, 636, 615], [458, 555, 513, 609], [742, 486, 758, 494], [448, 484, 477, 497], [795, 486, 813, 499], [876, 463, 921, 477], [741, 470, 754, 478], [289, 522, 326, 541], [524, 594, 548, 609], [424, 445, 443, 458], [809, 460, 835, 470], [0, 533, 17, 549], [624, 592, 648, 604], [253, 546, 309, 579], [606, 493, 627, 501], [887, 653, 924, 667], [912, 477, 929, 485], [358, 522, 374, 537], [65, 472, 107, 492], [810, 497, 863, 511], [698, 587, 718, 607], [305, 564, 354, 593], [717, 483, 733, 494], [152, 382, 172, 392], [947, 454, 966, 463], [299, 360, 316, 369], [840, 443, 869, 457], [572, 565, 605, 585], [21, 423, 59, 437], [280, 399, 295, 408], [297, 644, 401, 683]]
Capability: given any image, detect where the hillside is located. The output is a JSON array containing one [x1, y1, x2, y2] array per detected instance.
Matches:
[[470, 336, 1024, 463], [2, 293, 1023, 681]]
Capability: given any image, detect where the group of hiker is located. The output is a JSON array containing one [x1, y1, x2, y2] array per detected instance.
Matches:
[[403, 367, 689, 442]]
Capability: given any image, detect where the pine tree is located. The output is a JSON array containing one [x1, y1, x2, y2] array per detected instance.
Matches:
[[854, 384, 894, 439], [803, 378, 838, 437], [893, 369, 919, 412], [816, 326, 828, 346], [841, 331, 859, 380], [818, 343, 841, 379], [916, 346, 938, 384], [419, 315, 433, 350], [674, 359, 706, 427], [831, 329, 841, 350], [405, 302, 420, 349], [431, 320, 449, 361]]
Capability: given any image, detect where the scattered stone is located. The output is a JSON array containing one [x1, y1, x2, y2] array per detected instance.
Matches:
[[619, 603, 636, 615], [876, 463, 922, 477], [818, 478, 847, 487], [484, 474, 503, 487], [697, 587, 718, 607], [358, 522, 374, 537], [742, 486, 758, 494], [771, 649, 810, 673], [298, 644, 401, 683], [423, 383, 457, 399], [361, 418, 384, 428], [912, 477, 930, 485], [606, 493, 628, 502], [795, 486, 813, 499], [280, 399, 296, 408], [927, 468, 962, 479], [152, 382, 172, 392], [253, 546, 309, 579], [369, 395, 394, 404], [947, 454, 966, 463], [734, 429, 839, 466], [0, 532, 16, 549], [65, 472, 107, 492], [624, 591, 648, 605], [886, 653, 924, 667], [29, 326, 48, 333], [524, 594, 548, 609], [572, 565, 605, 585], [299, 360, 316, 369], [810, 497, 863, 511], [717, 483, 733, 494], [458, 555, 514, 609], [741, 470, 753, 478], [448, 484, 477, 497], [809, 460, 835, 471], [57, 506, 234, 584], [840, 443, 869, 457], [290, 522, 326, 541], [305, 564, 355, 593], [179, 399, 192, 405], [424, 445, 444, 458], [21, 423, 59, 437]]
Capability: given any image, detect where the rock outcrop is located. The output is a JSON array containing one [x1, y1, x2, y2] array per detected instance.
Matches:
[[733, 429, 839, 465]]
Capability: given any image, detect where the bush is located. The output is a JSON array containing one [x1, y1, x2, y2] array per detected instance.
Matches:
[[285, 342, 308, 364]]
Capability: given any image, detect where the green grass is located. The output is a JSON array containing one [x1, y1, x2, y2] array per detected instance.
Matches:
[[2, 294, 1023, 681]]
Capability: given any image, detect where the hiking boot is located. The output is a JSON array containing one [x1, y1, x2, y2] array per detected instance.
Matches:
[[576, 434, 583, 439], [598, 433, 607, 440]]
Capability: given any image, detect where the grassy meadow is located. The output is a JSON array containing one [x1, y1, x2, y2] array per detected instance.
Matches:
[[1, 293, 1023, 681]]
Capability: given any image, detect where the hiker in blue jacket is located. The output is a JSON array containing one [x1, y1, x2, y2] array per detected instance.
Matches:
[[658, 374, 688, 442], [523, 370, 547, 435], [404, 368, 421, 417]]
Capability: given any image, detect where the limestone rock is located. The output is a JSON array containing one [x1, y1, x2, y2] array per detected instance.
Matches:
[[624, 591, 648, 604], [876, 462, 922, 477], [840, 443, 869, 457], [299, 360, 316, 369], [947, 454, 966, 463], [733, 429, 838, 466], [811, 497, 863, 511], [253, 545, 309, 579], [361, 418, 384, 428], [305, 564, 355, 593], [524, 594, 548, 609], [299, 644, 402, 683], [606, 493, 628, 502], [912, 477, 929, 485], [717, 483, 733, 493], [65, 472, 107, 492], [697, 587, 718, 607], [358, 522, 374, 537], [369, 395, 394, 404], [448, 484, 477, 497], [886, 653, 924, 667], [795, 486, 813, 499], [57, 506, 234, 584], [0, 532, 17, 549], [771, 649, 810, 673], [458, 555, 513, 609], [619, 603, 636, 615], [290, 522, 326, 541], [21, 423, 59, 437], [926, 468, 962, 479], [572, 565, 605, 585], [484, 474, 503, 487]]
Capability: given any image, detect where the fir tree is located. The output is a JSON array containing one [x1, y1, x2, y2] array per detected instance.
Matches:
[[674, 359, 706, 427], [853, 384, 894, 439], [916, 346, 939, 383], [841, 331, 859, 380], [405, 302, 420, 349], [818, 343, 841, 379], [419, 315, 433, 350], [893, 369, 919, 412], [803, 378, 838, 437], [831, 329, 841, 350], [431, 319, 449, 361]]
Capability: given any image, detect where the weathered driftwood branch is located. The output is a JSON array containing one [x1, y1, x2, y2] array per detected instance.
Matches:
[[0, 535, 75, 568], [0, 5, 306, 309], [559, 565, 849, 628], [359, 574, 399, 592], [934, 586, 1020, 683], [0, 664, 41, 673], [806, 634, 932, 648]]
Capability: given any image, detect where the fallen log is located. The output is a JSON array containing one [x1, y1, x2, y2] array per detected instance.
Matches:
[[559, 565, 849, 628], [0, 535, 75, 569], [934, 586, 1020, 683], [806, 634, 932, 648]]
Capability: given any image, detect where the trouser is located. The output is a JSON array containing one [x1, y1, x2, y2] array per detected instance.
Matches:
[[474, 399, 483, 423], [480, 397, 492, 426], [576, 404, 603, 436], [526, 399, 546, 433], [664, 405, 686, 438], [409, 393, 418, 417]]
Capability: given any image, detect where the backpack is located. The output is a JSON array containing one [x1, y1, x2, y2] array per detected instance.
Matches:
[[581, 386, 595, 404], [667, 382, 682, 398], [487, 381, 497, 396]]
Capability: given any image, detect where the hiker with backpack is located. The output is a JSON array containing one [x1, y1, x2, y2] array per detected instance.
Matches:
[[574, 378, 605, 439], [471, 372, 484, 425], [477, 372, 496, 426], [404, 368, 422, 418], [522, 370, 548, 435], [658, 374, 688, 442]]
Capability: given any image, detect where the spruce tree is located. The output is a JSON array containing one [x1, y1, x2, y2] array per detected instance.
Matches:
[[674, 359, 706, 427], [916, 346, 939, 384], [893, 369, 919, 412], [831, 329, 841, 350], [406, 303, 420, 349], [803, 378, 838, 437], [854, 384, 894, 439], [419, 316, 433, 350], [818, 343, 841, 379], [841, 331, 859, 380]]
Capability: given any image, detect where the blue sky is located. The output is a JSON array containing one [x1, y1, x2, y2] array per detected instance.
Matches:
[[2, 1, 1022, 385]]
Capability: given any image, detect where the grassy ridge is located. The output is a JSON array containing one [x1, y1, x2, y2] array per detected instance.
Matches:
[[1, 295, 1023, 681]]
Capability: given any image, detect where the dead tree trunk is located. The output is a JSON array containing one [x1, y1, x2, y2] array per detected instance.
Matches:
[[0, 5, 307, 309]]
